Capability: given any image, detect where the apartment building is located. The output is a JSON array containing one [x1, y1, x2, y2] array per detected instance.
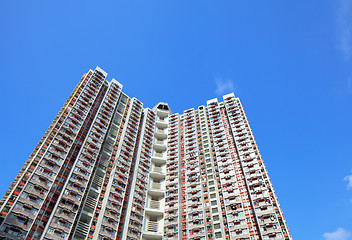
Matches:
[[0, 67, 292, 240]]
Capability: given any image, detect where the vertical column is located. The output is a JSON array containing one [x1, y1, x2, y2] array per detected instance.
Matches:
[[164, 113, 180, 240], [197, 106, 213, 240], [122, 108, 156, 240], [180, 109, 207, 240], [93, 97, 144, 240], [204, 100, 231, 240], [194, 108, 209, 240], [87, 93, 130, 240], [142, 103, 170, 240], [217, 99, 253, 240]]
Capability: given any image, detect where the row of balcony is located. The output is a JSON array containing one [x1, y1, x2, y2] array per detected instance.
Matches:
[[142, 106, 169, 240]]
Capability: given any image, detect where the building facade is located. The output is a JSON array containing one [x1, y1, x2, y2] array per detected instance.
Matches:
[[0, 67, 292, 240]]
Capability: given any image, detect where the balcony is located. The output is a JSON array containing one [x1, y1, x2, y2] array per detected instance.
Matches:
[[156, 108, 169, 118], [147, 220, 159, 232], [75, 221, 90, 238], [142, 216, 164, 239], [260, 225, 281, 237], [153, 142, 166, 152], [152, 153, 166, 165], [151, 165, 165, 174], [148, 200, 161, 210], [156, 119, 168, 129], [150, 181, 161, 190], [91, 174, 103, 192], [154, 139, 166, 145], [3, 213, 33, 232], [155, 129, 167, 139], [150, 170, 165, 183], [11, 205, 36, 221]]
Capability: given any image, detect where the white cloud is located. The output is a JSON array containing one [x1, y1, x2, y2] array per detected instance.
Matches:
[[336, 0, 352, 60], [323, 228, 351, 240], [215, 79, 234, 95], [344, 173, 352, 190]]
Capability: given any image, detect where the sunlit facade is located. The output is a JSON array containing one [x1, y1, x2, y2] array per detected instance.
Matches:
[[0, 67, 291, 240]]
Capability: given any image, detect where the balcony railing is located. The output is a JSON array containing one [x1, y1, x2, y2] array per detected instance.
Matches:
[[151, 182, 161, 190], [153, 166, 163, 173], [147, 220, 159, 232], [149, 200, 161, 210], [155, 140, 165, 145], [156, 129, 165, 134], [154, 153, 164, 158]]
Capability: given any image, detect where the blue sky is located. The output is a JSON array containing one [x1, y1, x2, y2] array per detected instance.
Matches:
[[1, 1, 352, 239]]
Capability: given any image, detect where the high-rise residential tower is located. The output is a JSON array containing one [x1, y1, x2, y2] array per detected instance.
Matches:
[[0, 67, 292, 240]]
